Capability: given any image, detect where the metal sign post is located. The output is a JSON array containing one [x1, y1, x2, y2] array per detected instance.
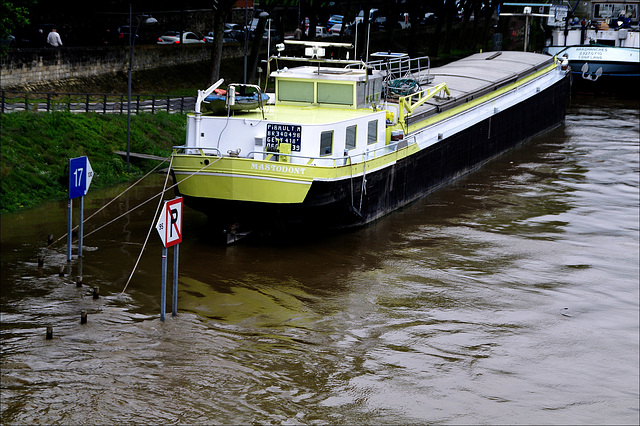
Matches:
[[155, 197, 183, 321], [68, 156, 93, 261]]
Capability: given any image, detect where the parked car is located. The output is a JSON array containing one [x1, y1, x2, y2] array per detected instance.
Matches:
[[327, 15, 343, 29], [372, 16, 389, 31], [247, 17, 274, 39], [1, 34, 16, 48], [328, 23, 351, 35], [315, 26, 330, 38], [157, 31, 204, 44], [205, 30, 240, 43], [262, 28, 281, 42], [117, 26, 140, 44], [224, 23, 245, 41], [421, 13, 438, 25]]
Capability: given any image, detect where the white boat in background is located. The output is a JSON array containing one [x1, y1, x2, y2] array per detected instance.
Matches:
[[170, 41, 571, 243], [543, 0, 640, 91]]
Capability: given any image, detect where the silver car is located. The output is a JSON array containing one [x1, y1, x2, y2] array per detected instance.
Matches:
[[157, 31, 204, 44]]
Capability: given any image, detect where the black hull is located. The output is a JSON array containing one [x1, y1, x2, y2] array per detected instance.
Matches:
[[178, 75, 571, 236], [570, 73, 640, 96]]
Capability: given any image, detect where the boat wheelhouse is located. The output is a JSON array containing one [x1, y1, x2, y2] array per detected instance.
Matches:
[[171, 42, 571, 242]]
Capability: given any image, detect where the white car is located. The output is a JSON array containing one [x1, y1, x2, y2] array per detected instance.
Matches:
[[315, 26, 330, 38], [157, 31, 204, 44], [328, 23, 351, 35]]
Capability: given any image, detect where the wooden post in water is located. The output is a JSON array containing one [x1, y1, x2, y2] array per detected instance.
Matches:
[[77, 258, 83, 287], [46, 326, 53, 339]]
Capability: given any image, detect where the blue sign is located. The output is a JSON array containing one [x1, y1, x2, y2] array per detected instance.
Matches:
[[69, 156, 93, 199]]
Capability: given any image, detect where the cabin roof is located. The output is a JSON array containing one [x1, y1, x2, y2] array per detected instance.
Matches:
[[271, 66, 382, 83], [216, 104, 379, 125]]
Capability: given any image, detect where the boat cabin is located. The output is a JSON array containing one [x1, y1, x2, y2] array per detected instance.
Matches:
[[272, 65, 384, 109], [187, 43, 392, 167]]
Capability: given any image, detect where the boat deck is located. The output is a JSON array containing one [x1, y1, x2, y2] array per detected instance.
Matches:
[[404, 51, 555, 124]]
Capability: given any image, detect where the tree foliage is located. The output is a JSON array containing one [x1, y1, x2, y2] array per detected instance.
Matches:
[[0, 0, 35, 37]]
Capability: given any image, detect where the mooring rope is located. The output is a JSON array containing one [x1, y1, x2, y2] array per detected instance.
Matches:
[[121, 156, 174, 294], [120, 155, 224, 294], [42, 149, 223, 293], [46, 157, 170, 249]]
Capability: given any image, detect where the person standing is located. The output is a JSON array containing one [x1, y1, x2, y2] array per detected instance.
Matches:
[[47, 28, 63, 47], [37, 29, 47, 47]]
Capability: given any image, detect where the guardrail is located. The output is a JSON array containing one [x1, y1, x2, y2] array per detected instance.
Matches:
[[0, 91, 196, 114], [172, 137, 413, 167]]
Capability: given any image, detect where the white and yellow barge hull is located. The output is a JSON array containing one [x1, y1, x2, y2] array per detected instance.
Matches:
[[171, 51, 571, 238]]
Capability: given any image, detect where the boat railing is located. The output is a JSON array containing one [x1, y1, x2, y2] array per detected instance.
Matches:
[[173, 147, 222, 157], [347, 55, 432, 86], [173, 138, 414, 167]]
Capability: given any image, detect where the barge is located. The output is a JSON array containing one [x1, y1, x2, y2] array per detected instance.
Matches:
[[170, 43, 571, 242]]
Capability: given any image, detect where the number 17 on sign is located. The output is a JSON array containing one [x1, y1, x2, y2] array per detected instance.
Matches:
[[67, 156, 93, 261]]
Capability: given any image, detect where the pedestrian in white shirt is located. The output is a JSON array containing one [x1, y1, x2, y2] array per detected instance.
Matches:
[[47, 28, 63, 47]]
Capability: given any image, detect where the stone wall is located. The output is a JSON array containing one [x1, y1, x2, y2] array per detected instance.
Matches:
[[0, 43, 246, 89]]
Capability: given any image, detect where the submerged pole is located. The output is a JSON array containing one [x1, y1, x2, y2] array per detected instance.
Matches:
[[161, 246, 167, 321], [78, 196, 84, 257], [172, 244, 179, 317], [67, 198, 72, 262]]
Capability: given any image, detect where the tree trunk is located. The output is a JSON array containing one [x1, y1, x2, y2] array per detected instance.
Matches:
[[247, 15, 269, 84], [209, 15, 226, 84]]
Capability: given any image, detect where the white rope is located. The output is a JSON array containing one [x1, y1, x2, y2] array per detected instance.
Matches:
[[47, 157, 170, 248], [121, 156, 174, 294], [120, 155, 224, 293]]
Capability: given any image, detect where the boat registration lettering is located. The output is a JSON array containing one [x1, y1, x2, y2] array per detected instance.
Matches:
[[250, 163, 307, 174], [575, 47, 607, 60], [266, 124, 302, 152]]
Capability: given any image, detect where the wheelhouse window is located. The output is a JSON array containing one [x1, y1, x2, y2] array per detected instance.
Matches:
[[345, 125, 357, 150], [367, 120, 377, 145], [278, 80, 314, 103], [317, 82, 353, 105], [320, 130, 333, 156]]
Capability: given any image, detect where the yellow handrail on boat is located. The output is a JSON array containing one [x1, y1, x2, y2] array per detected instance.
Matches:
[[397, 82, 450, 122]]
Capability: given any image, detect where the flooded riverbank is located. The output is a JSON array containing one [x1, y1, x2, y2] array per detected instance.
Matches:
[[1, 96, 638, 424]]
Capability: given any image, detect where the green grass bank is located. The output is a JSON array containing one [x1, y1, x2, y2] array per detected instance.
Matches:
[[1, 111, 186, 214]]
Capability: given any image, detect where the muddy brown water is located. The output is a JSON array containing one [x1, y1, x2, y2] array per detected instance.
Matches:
[[1, 96, 638, 424]]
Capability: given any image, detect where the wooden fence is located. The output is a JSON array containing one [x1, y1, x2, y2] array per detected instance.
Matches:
[[0, 91, 196, 114]]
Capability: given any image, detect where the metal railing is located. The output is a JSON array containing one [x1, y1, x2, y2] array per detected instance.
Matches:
[[173, 137, 414, 168], [0, 90, 196, 114]]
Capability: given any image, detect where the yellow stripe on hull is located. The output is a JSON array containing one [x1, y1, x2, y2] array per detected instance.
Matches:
[[172, 156, 314, 203]]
